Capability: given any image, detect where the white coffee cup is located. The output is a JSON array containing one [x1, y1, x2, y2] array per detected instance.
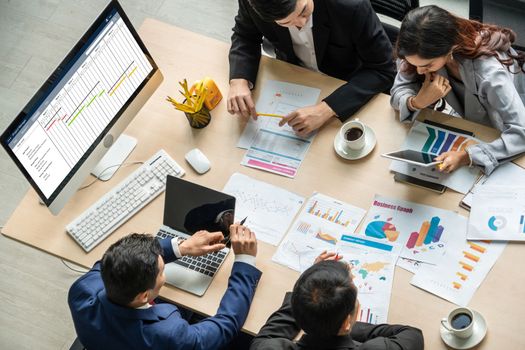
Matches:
[[441, 307, 474, 339], [339, 120, 366, 151]]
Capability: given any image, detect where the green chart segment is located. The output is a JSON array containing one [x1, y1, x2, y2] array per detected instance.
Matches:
[[421, 127, 468, 155]]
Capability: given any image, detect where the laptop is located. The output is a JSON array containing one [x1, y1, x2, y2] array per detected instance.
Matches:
[[156, 175, 235, 296]]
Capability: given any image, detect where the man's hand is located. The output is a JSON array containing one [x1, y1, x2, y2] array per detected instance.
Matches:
[[229, 224, 257, 257], [314, 250, 342, 264], [279, 101, 335, 137], [179, 231, 225, 257], [412, 73, 452, 109], [227, 79, 256, 119], [435, 150, 470, 173]]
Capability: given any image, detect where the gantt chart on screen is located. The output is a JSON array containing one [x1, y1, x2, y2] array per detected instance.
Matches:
[[10, 16, 152, 198]]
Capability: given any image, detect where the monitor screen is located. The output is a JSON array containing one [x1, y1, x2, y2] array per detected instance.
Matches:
[[1, 1, 158, 208]]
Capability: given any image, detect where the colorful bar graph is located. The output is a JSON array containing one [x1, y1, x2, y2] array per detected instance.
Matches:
[[439, 134, 457, 154], [422, 127, 436, 153], [424, 217, 441, 244], [463, 251, 480, 262], [468, 242, 486, 254], [456, 272, 468, 281], [451, 136, 467, 151], [460, 261, 474, 271], [406, 232, 418, 249], [415, 221, 430, 247], [432, 225, 444, 243], [430, 130, 446, 154], [307, 200, 350, 227]]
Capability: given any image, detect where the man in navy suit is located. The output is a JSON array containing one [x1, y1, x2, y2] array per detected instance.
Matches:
[[228, 0, 395, 136], [68, 224, 261, 349]]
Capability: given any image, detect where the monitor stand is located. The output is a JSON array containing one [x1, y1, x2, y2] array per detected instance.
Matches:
[[91, 134, 137, 181]]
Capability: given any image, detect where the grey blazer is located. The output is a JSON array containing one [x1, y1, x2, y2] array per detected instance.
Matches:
[[390, 53, 525, 175]]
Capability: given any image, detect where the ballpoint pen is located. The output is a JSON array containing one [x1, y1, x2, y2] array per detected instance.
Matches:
[[224, 216, 248, 246], [240, 216, 248, 225]]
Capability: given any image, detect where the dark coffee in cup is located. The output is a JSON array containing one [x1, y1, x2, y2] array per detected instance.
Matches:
[[451, 313, 472, 330], [344, 127, 363, 141]]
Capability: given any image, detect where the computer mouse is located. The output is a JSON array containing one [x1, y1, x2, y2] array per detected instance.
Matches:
[[185, 148, 211, 174]]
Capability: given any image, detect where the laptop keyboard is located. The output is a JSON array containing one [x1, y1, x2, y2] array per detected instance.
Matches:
[[157, 229, 227, 277]]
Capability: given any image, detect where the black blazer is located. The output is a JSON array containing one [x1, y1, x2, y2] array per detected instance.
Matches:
[[250, 293, 424, 350], [229, 0, 396, 120]]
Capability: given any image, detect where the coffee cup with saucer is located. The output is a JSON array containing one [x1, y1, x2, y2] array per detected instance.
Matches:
[[440, 307, 487, 349], [334, 119, 376, 160]]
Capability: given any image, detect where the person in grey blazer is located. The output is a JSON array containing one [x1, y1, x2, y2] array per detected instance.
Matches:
[[390, 5, 525, 175], [250, 252, 424, 350]]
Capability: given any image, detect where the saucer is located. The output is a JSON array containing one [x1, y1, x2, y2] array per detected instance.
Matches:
[[440, 310, 487, 349], [333, 125, 377, 160]]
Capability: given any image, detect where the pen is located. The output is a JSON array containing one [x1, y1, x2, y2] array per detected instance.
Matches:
[[224, 216, 248, 246], [240, 216, 248, 225], [256, 113, 285, 118]]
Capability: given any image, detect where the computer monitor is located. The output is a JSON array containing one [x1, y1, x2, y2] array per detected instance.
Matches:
[[0, 0, 162, 215]]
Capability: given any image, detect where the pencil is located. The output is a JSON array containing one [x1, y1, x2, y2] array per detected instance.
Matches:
[[256, 112, 285, 118]]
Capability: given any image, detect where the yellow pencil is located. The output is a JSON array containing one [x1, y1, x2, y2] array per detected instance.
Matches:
[[257, 112, 286, 118]]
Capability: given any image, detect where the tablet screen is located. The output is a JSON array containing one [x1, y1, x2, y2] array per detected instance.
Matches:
[[384, 150, 438, 164]]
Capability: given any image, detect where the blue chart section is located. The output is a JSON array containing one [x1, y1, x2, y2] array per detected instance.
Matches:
[[488, 216, 507, 231]]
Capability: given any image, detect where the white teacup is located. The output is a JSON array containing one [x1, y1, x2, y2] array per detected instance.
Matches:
[[441, 307, 474, 339], [339, 120, 367, 152]]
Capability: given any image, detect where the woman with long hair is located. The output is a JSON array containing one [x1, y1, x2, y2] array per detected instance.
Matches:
[[390, 5, 525, 175]]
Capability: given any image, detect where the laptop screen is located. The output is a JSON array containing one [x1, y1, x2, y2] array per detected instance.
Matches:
[[164, 175, 236, 239]]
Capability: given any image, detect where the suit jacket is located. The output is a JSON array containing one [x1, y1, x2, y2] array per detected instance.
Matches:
[[68, 238, 262, 350], [229, 0, 396, 120], [391, 53, 525, 175], [250, 293, 424, 350]]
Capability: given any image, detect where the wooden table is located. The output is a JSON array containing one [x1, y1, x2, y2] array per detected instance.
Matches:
[[3, 19, 525, 349]]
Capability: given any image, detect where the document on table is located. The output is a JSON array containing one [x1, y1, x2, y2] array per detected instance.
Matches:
[[461, 162, 525, 209], [357, 194, 465, 265], [411, 216, 507, 306], [389, 121, 481, 194], [237, 80, 321, 149], [340, 251, 397, 325], [467, 185, 525, 241], [272, 193, 368, 272], [238, 80, 321, 178], [222, 173, 304, 245]]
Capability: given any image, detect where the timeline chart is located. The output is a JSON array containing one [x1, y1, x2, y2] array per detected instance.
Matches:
[[12, 16, 153, 198]]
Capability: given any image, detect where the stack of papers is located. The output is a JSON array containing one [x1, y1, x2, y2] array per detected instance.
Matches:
[[238, 80, 321, 178]]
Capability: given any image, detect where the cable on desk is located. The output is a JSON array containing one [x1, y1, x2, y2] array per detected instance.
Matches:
[[61, 259, 89, 274], [78, 161, 144, 191]]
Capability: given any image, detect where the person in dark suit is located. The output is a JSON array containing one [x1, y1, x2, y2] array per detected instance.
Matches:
[[228, 0, 396, 136], [68, 225, 261, 350], [250, 252, 424, 350]]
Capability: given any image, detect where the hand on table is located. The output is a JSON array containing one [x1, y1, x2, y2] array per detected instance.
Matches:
[[412, 73, 452, 109], [179, 230, 225, 256], [227, 79, 256, 119], [229, 224, 257, 257], [279, 101, 335, 137]]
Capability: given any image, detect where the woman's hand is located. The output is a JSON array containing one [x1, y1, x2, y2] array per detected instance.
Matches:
[[435, 150, 470, 173], [412, 73, 452, 109]]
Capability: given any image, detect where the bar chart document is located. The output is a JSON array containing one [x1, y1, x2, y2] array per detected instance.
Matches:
[[9, 14, 152, 198], [389, 121, 480, 194], [411, 217, 507, 306], [359, 195, 466, 265], [222, 173, 304, 245]]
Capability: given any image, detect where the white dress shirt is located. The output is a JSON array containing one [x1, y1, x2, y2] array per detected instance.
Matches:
[[288, 15, 319, 72]]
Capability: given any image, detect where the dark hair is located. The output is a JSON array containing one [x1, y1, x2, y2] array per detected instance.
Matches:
[[101, 233, 162, 306], [291, 261, 357, 337], [248, 0, 297, 22], [396, 5, 525, 74]]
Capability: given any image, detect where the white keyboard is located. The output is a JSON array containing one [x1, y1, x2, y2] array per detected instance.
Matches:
[[66, 149, 185, 252]]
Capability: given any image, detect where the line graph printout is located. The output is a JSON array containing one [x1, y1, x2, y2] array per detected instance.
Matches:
[[272, 193, 367, 271], [9, 14, 153, 198], [222, 173, 304, 245], [411, 217, 506, 306], [389, 121, 480, 194]]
